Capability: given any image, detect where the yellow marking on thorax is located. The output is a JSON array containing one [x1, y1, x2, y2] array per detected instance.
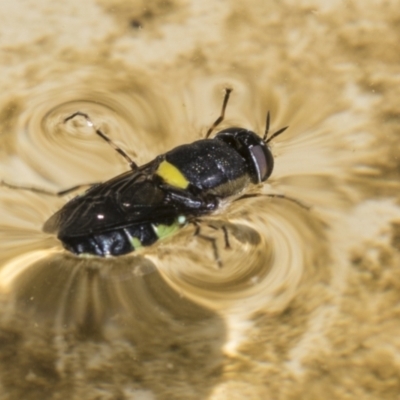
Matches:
[[156, 160, 189, 189]]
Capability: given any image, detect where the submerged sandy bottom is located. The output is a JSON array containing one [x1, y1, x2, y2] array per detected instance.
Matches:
[[0, 1, 399, 399]]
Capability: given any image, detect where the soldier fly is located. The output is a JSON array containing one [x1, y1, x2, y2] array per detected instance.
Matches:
[[1, 89, 294, 261]]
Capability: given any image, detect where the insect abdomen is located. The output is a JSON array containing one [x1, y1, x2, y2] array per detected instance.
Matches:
[[60, 218, 186, 257]]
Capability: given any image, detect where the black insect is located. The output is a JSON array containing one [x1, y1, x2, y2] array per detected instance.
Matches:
[[2, 89, 293, 261]]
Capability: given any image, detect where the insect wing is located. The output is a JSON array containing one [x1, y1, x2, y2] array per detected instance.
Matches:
[[43, 170, 178, 238]]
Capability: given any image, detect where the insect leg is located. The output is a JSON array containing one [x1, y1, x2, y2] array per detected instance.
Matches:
[[192, 221, 223, 268], [235, 192, 311, 210], [0, 180, 98, 196], [205, 88, 233, 139], [64, 112, 139, 170], [208, 223, 231, 249]]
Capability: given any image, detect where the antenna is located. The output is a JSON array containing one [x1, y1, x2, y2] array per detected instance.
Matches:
[[263, 111, 288, 144]]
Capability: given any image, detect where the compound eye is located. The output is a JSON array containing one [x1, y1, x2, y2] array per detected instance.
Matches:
[[249, 145, 274, 182]]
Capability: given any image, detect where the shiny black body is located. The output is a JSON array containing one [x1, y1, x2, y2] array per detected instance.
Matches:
[[40, 90, 287, 257], [44, 128, 275, 257]]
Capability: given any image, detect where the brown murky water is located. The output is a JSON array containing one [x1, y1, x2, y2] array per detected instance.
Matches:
[[1, 1, 400, 399]]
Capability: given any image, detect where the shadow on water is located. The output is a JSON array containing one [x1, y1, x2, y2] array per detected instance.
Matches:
[[0, 254, 226, 400]]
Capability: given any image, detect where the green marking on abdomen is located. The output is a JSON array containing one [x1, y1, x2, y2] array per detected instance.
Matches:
[[153, 216, 187, 239], [130, 237, 143, 249], [124, 229, 143, 250]]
